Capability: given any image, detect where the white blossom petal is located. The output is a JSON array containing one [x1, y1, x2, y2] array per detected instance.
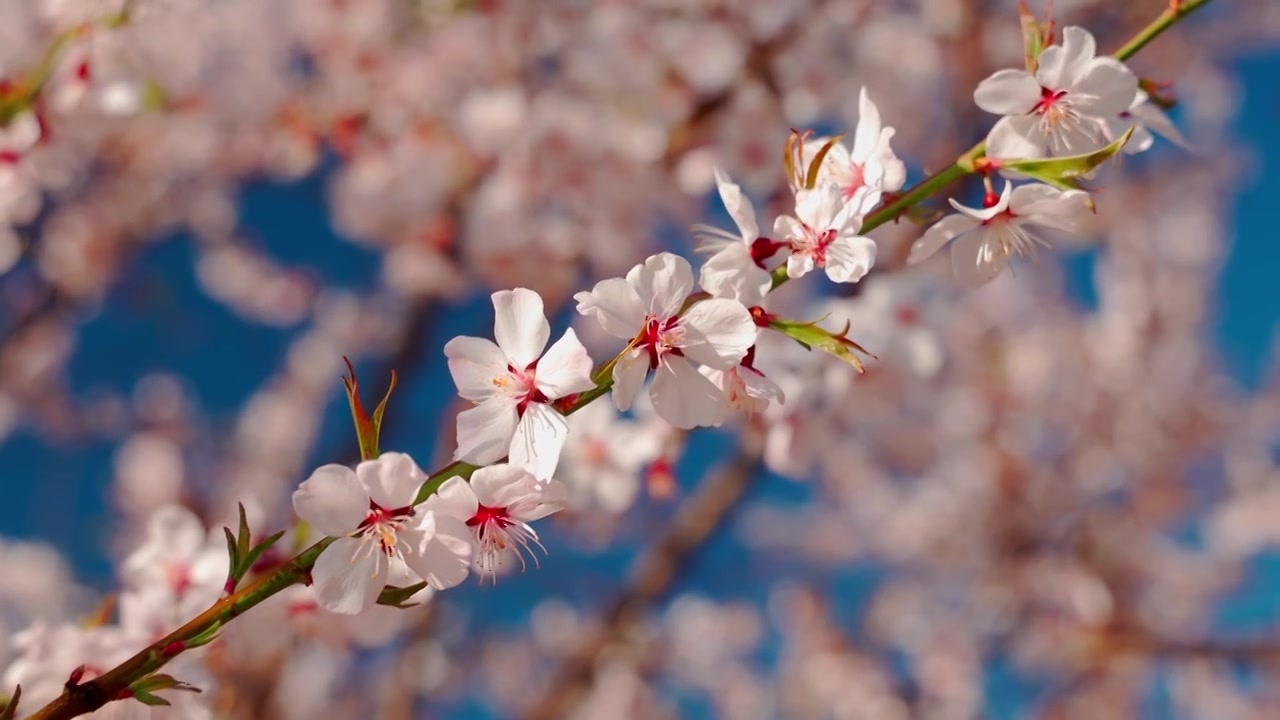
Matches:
[[357, 452, 425, 509], [948, 181, 1011, 222], [985, 115, 1044, 161], [773, 214, 805, 241], [680, 299, 756, 369], [575, 279, 647, 340], [974, 68, 1040, 115], [0, 112, 41, 155], [712, 167, 758, 241], [509, 403, 570, 480], [652, 355, 728, 429], [454, 397, 520, 465], [787, 252, 816, 279], [403, 514, 472, 590], [311, 537, 386, 615], [444, 336, 507, 402], [950, 228, 1008, 286], [1128, 96, 1190, 150], [1071, 58, 1138, 117], [633, 252, 694, 318], [469, 463, 537, 508], [851, 87, 884, 163], [534, 328, 596, 399], [908, 213, 979, 264], [876, 127, 907, 192], [610, 348, 649, 412], [699, 242, 772, 306], [823, 235, 877, 284], [512, 478, 568, 521], [1010, 184, 1090, 232], [1038, 26, 1097, 89], [424, 477, 479, 522], [492, 288, 550, 368], [293, 465, 368, 536]]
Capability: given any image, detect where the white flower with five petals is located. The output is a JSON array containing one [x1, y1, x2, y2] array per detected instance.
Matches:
[[693, 168, 774, 305], [805, 87, 907, 201], [292, 453, 472, 614], [1106, 90, 1190, 155], [423, 464, 566, 579], [445, 288, 596, 480], [777, 182, 877, 284], [575, 252, 757, 429], [975, 26, 1137, 161], [907, 182, 1090, 285]]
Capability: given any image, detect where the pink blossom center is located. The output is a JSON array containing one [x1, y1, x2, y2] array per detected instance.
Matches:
[[842, 163, 867, 200], [1032, 86, 1068, 115], [791, 224, 838, 266], [467, 503, 512, 534], [639, 315, 684, 370], [357, 501, 416, 555], [466, 502, 543, 577], [167, 563, 192, 597], [979, 210, 1016, 228], [504, 362, 549, 416]]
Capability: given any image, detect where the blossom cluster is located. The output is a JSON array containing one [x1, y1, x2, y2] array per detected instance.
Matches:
[[283, 22, 1189, 617], [1, 1, 1265, 718]]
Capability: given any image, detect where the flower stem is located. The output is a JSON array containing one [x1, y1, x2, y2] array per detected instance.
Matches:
[[1112, 0, 1213, 62], [770, 0, 1215, 292], [23, 539, 333, 720], [23, 1, 1217, 717]]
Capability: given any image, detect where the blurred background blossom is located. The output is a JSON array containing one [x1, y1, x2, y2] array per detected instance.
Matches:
[[2, 0, 1280, 718]]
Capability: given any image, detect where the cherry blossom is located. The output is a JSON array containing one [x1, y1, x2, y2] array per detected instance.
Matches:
[[700, 345, 785, 417], [0, 111, 41, 162], [120, 506, 225, 622], [291, 453, 472, 614], [444, 288, 596, 479], [693, 168, 775, 304], [906, 182, 1091, 285], [574, 252, 757, 429], [558, 400, 666, 513], [423, 464, 566, 579], [975, 26, 1138, 160], [776, 182, 877, 283], [805, 88, 907, 200], [1, 623, 133, 711], [1106, 90, 1191, 154]]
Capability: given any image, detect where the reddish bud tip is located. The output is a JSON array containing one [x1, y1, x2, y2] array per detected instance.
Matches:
[[114, 688, 134, 701], [223, 577, 236, 595], [552, 393, 580, 413], [161, 641, 185, 657], [973, 156, 1000, 174], [646, 458, 676, 499], [67, 665, 86, 687], [749, 238, 784, 269]]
